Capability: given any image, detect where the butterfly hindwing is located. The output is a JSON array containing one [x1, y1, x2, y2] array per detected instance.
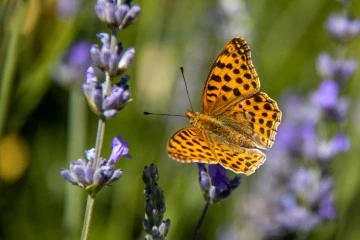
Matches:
[[220, 92, 282, 149]]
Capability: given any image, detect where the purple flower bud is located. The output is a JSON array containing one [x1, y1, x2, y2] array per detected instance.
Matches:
[[326, 14, 360, 41], [86, 67, 98, 83], [91, 45, 102, 67], [104, 2, 116, 25], [115, 4, 130, 24], [159, 219, 171, 236], [118, 47, 135, 72], [100, 45, 111, 69], [72, 163, 89, 185], [120, 5, 141, 29], [85, 148, 96, 162], [103, 109, 118, 118], [107, 169, 123, 185], [109, 53, 121, 71], [94, 1, 106, 22], [102, 81, 131, 113], [60, 169, 78, 185], [311, 80, 339, 110], [98, 33, 110, 46], [82, 77, 103, 115], [108, 136, 131, 164], [197, 163, 210, 192]]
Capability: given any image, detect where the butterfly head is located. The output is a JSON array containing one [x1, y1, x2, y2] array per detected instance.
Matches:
[[186, 110, 200, 126]]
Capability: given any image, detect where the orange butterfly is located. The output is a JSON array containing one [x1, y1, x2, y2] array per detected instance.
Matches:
[[167, 37, 282, 175]]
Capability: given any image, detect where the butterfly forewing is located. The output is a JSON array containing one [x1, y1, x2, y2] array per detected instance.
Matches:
[[202, 37, 260, 115], [167, 127, 218, 164]]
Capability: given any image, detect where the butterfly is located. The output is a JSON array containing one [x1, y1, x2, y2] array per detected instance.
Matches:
[[167, 37, 282, 175]]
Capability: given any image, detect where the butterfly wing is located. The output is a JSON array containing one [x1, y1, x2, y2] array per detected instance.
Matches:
[[167, 126, 218, 164], [221, 91, 282, 149], [167, 126, 266, 175], [213, 141, 266, 176], [202, 37, 260, 115]]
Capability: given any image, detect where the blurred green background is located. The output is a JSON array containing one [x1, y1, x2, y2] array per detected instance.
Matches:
[[1, 0, 360, 239]]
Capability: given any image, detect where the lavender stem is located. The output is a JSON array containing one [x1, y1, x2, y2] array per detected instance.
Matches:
[[191, 199, 211, 240]]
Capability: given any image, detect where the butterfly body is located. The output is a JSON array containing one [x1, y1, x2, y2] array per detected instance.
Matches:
[[167, 37, 282, 175], [186, 110, 257, 149]]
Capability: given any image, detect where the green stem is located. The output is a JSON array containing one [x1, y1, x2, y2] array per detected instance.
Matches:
[[0, 1, 25, 137], [80, 69, 113, 240], [191, 199, 211, 240], [81, 196, 95, 240], [63, 86, 87, 240]]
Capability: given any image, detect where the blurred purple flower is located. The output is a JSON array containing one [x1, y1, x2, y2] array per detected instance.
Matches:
[[317, 133, 350, 161], [311, 79, 339, 110], [326, 14, 360, 41], [56, 0, 80, 20], [317, 53, 357, 81], [272, 169, 336, 233], [53, 42, 92, 86]]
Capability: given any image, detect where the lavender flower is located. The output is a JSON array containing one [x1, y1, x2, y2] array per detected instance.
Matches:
[[95, 0, 141, 30], [90, 33, 136, 77], [326, 13, 360, 41], [142, 164, 171, 239], [197, 164, 240, 203], [274, 168, 336, 233], [82, 67, 131, 119], [61, 136, 131, 197]]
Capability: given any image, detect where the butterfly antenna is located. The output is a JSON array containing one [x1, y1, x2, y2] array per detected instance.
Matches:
[[180, 67, 194, 111]]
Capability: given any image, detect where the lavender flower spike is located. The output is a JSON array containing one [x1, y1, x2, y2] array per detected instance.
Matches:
[[60, 136, 130, 197], [95, 0, 141, 30], [142, 164, 171, 239]]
